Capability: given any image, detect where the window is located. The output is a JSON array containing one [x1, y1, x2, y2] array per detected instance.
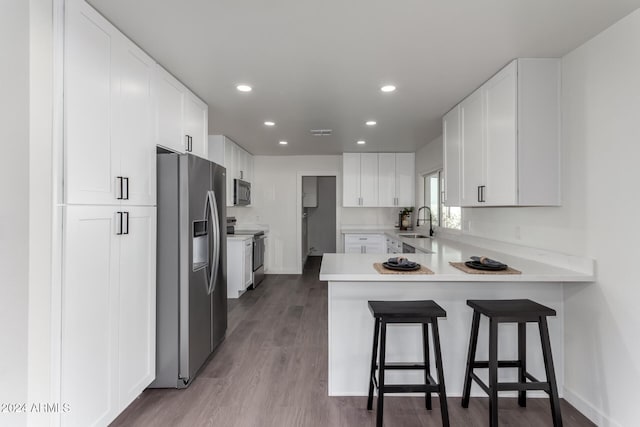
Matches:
[[422, 170, 461, 230]]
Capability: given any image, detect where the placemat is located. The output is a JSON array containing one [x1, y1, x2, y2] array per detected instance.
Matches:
[[373, 263, 434, 275], [449, 262, 522, 275]]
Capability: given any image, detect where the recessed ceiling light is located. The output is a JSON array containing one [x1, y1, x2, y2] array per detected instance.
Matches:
[[236, 84, 252, 92], [357, 140, 366, 145], [264, 121, 275, 126], [366, 120, 377, 126], [380, 85, 396, 93], [279, 141, 288, 145]]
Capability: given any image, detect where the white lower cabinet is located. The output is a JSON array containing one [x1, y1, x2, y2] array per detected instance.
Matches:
[[343, 234, 385, 253], [227, 237, 253, 298], [61, 205, 156, 427]]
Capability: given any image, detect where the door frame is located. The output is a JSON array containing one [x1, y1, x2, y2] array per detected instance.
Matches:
[[296, 171, 340, 274]]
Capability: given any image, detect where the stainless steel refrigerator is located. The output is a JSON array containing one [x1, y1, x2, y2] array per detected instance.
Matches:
[[151, 152, 227, 388]]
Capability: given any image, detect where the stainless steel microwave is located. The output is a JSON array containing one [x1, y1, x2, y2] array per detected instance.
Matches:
[[234, 179, 251, 206]]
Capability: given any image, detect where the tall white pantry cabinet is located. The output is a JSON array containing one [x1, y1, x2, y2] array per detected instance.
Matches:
[[58, 0, 179, 425]]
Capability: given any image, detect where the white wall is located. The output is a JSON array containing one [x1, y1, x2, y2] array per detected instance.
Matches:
[[0, 1, 30, 425], [229, 155, 342, 273], [433, 10, 640, 426], [230, 155, 408, 272]]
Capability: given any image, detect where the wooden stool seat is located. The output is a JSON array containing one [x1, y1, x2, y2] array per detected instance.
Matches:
[[367, 300, 450, 427], [462, 299, 563, 427]]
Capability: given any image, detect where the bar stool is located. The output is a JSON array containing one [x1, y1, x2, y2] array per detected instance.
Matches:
[[367, 300, 450, 427], [461, 299, 562, 427]]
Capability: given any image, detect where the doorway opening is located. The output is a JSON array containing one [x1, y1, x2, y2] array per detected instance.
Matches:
[[301, 176, 337, 267]]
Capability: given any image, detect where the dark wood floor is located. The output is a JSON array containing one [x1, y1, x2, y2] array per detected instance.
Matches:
[[112, 257, 594, 427]]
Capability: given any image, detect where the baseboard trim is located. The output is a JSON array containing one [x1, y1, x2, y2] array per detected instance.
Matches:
[[265, 269, 299, 275], [563, 386, 621, 427]]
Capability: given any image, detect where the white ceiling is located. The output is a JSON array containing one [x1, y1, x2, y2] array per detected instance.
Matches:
[[89, 0, 640, 155]]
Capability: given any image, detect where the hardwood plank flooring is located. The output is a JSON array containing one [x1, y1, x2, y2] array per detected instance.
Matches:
[[112, 257, 594, 427]]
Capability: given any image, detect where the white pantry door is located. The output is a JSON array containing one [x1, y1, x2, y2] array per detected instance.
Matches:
[[61, 205, 120, 427], [118, 207, 157, 409]]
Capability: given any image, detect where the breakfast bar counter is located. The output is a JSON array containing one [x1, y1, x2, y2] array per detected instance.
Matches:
[[319, 236, 594, 397]]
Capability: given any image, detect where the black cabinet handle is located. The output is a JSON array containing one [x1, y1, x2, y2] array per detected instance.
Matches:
[[123, 212, 129, 234], [185, 135, 190, 152], [477, 186, 481, 203], [480, 185, 486, 203], [117, 176, 124, 200], [123, 177, 129, 200], [116, 212, 123, 235]]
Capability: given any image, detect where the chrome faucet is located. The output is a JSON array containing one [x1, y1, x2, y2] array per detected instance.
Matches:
[[416, 206, 434, 237]]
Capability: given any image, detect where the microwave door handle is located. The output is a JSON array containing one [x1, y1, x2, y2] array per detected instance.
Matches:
[[207, 190, 221, 294]]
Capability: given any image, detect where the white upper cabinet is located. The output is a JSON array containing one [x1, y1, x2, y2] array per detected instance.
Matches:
[[342, 153, 378, 207], [460, 88, 484, 207], [208, 135, 254, 207], [344, 153, 413, 207], [445, 58, 561, 207], [483, 60, 518, 205], [153, 66, 186, 154], [183, 93, 208, 158], [377, 153, 415, 207], [360, 153, 379, 207], [394, 153, 415, 207], [377, 153, 396, 207], [115, 42, 156, 206], [153, 66, 209, 159], [65, 0, 156, 206], [342, 153, 362, 207], [443, 105, 461, 206], [64, 0, 120, 206]]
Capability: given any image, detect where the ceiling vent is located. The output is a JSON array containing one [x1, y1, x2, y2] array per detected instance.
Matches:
[[310, 129, 332, 136]]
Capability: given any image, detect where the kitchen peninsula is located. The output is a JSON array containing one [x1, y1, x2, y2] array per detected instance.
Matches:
[[319, 234, 594, 397]]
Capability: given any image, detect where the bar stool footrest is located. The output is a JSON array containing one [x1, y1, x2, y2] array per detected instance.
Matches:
[[375, 362, 427, 370], [470, 372, 551, 393], [383, 384, 441, 393], [471, 360, 522, 369]]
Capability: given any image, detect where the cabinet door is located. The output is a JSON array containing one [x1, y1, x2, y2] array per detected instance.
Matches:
[[244, 240, 253, 288], [302, 176, 318, 207], [460, 89, 484, 207], [184, 93, 208, 159], [153, 65, 186, 153], [360, 153, 379, 207], [483, 61, 518, 206], [443, 106, 461, 206], [115, 41, 156, 206], [377, 153, 396, 207], [118, 207, 156, 409], [224, 138, 235, 207], [344, 244, 364, 254], [342, 153, 361, 207], [61, 205, 120, 427], [64, 1, 120, 205], [395, 153, 415, 207]]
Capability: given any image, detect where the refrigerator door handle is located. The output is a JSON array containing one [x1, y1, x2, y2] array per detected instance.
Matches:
[[206, 190, 221, 295]]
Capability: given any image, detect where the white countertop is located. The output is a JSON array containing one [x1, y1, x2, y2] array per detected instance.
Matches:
[[321, 235, 595, 282], [227, 235, 253, 241]]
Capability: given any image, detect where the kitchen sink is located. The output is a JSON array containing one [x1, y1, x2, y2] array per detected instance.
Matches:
[[398, 233, 430, 238]]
